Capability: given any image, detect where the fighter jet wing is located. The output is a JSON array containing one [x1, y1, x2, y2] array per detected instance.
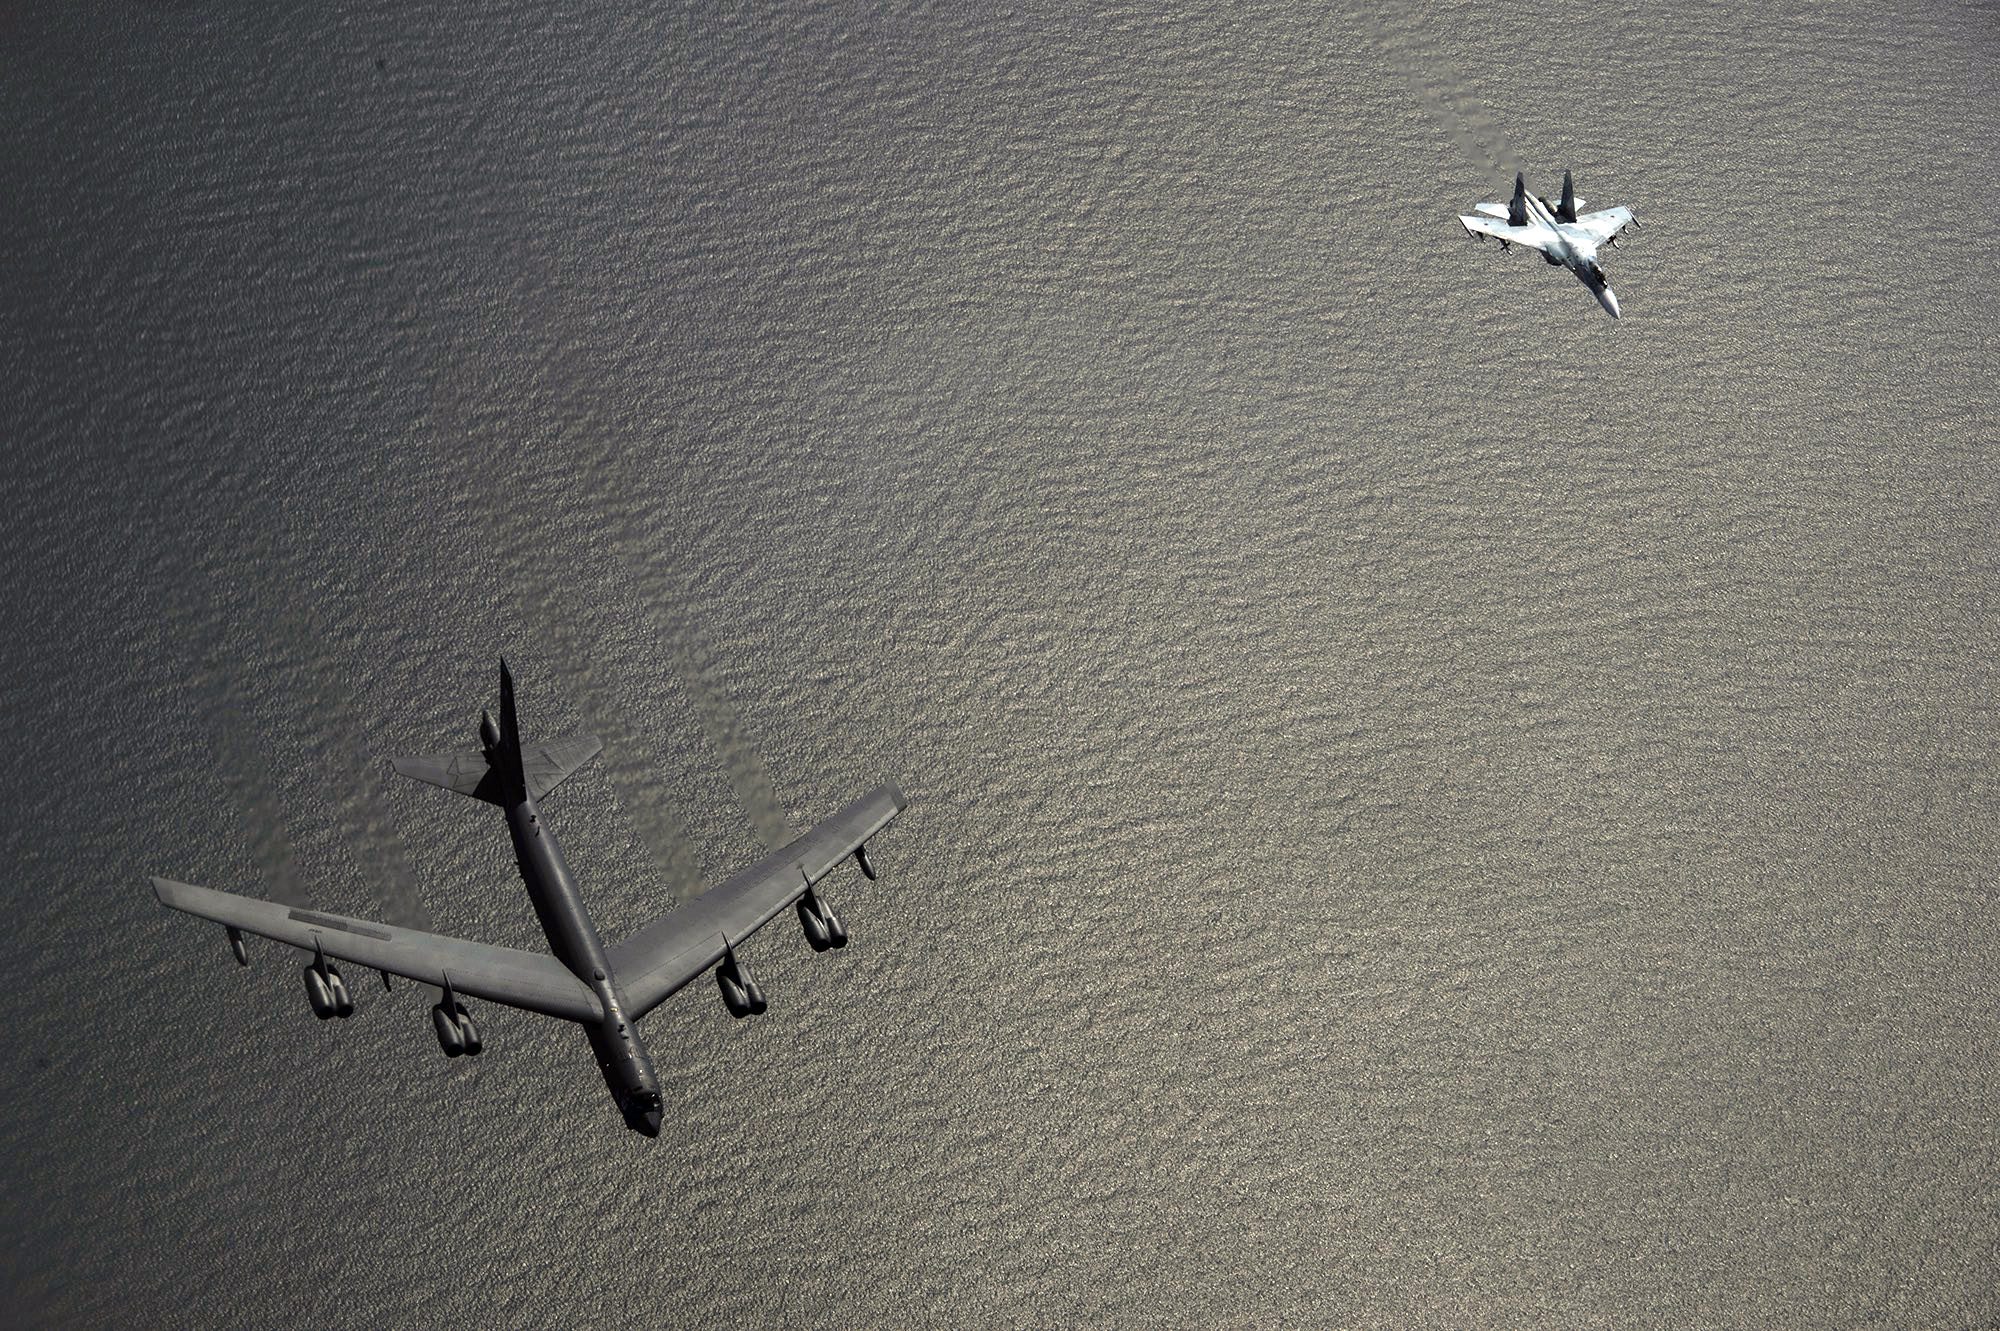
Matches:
[[1459, 214, 1559, 253], [1571, 206, 1635, 246], [151, 878, 605, 1023], [607, 783, 908, 1020]]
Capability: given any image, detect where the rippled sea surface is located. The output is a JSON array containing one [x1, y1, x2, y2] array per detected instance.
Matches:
[[3, 2, 1997, 1326]]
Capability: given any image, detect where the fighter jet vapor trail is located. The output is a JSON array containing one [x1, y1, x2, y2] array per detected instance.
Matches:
[[1369, 1, 1524, 185]]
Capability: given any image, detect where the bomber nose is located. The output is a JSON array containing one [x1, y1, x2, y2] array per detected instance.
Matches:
[[641, 1108, 662, 1137]]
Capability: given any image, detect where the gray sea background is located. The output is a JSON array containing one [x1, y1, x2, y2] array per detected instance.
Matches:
[[3, 1, 1997, 1326]]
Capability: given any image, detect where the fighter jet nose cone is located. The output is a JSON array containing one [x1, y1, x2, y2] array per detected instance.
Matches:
[[1602, 288, 1621, 319]]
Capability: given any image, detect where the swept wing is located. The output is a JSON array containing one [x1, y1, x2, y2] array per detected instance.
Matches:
[[151, 877, 605, 1022], [1458, 214, 1559, 253], [1570, 206, 1635, 247], [608, 783, 908, 1020]]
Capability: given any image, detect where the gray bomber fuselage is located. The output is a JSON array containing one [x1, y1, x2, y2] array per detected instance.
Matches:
[[502, 785, 663, 1136]]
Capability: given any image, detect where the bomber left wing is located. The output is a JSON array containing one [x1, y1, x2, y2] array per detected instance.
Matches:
[[607, 782, 908, 1020], [1458, 214, 1558, 252], [151, 878, 604, 1023]]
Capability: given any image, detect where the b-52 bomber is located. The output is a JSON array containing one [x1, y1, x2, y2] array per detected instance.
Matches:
[[152, 660, 907, 1137], [1458, 170, 1638, 318]]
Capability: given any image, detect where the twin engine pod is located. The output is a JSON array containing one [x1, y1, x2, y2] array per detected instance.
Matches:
[[715, 949, 767, 1019], [796, 887, 849, 953], [431, 1001, 483, 1057], [302, 962, 355, 1020]]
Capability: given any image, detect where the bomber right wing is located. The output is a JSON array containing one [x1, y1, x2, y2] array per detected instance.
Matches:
[[607, 783, 908, 1020], [152, 878, 605, 1023], [1459, 214, 1559, 253]]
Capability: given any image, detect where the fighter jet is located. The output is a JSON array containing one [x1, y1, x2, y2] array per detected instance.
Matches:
[[1458, 170, 1638, 318], [151, 660, 907, 1138]]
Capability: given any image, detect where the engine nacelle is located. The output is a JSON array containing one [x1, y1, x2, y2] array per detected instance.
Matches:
[[326, 967, 355, 1018], [431, 1001, 481, 1057], [797, 887, 850, 952], [798, 894, 831, 952], [432, 1003, 465, 1056], [304, 965, 336, 1019], [227, 926, 249, 967], [303, 940, 355, 1018], [853, 843, 877, 881], [715, 949, 767, 1018]]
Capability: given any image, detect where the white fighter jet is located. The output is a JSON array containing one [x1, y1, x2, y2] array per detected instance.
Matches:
[[1458, 171, 1638, 318]]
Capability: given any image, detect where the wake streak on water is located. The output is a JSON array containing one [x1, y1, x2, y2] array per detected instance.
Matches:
[[609, 510, 795, 858], [1369, 1, 1524, 186], [536, 606, 710, 905], [659, 622, 794, 855], [195, 668, 308, 909]]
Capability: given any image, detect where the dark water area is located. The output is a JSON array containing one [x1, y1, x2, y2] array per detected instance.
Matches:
[[3, 1, 1997, 1326]]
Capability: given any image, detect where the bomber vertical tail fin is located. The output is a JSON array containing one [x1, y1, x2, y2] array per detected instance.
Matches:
[[493, 658, 527, 801]]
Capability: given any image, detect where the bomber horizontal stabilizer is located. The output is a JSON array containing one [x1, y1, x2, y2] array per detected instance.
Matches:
[[392, 734, 603, 804]]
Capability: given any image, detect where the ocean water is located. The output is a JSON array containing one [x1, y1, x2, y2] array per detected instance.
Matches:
[[2, 1, 1997, 1326]]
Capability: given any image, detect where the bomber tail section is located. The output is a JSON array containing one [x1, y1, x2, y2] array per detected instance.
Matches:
[[391, 660, 602, 804]]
